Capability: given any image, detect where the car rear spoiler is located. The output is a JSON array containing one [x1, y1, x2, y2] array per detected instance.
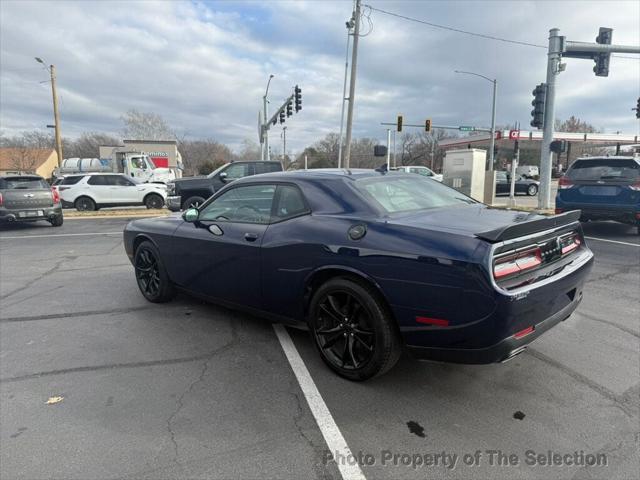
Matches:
[[475, 210, 581, 242]]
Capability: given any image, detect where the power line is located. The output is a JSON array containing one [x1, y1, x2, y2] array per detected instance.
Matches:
[[364, 5, 638, 61], [364, 4, 547, 49]]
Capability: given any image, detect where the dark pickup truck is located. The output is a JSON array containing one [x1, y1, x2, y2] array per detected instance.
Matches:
[[166, 161, 282, 211], [0, 175, 63, 226]]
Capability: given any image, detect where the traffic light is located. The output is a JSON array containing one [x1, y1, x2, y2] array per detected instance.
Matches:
[[286, 101, 293, 117], [530, 83, 547, 129], [593, 27, 612, 77], [397, 114, 403, 132], [550, 140, 567, 154], [294, 85, 302, 112], [425, 119, 432, 133], [279, 111, 285, 124], [635, 97, 640, 119]]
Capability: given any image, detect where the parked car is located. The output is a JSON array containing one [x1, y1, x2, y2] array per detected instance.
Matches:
[[516, 165, 539, 179], [392, 165, 443, 182], [0, 174, 63, 226], [124, 169, 593, 380], [58, 173, 166, 211], [556, 156, 640, 234], [495, 171, 539, 196], [166, 161, 283, 211]]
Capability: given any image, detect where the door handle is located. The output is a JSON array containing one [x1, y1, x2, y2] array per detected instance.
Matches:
[[244, 233, 259, 242]]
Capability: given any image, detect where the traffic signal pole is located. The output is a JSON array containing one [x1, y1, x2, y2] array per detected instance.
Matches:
[[538, 28, 563, 210], [537, 28, 640, 209]]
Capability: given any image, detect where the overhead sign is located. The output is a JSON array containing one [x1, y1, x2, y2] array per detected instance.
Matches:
[[459, 126, 476, 132], [509, 129, 520, 140]]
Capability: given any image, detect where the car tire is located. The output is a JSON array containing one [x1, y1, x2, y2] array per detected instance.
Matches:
[[75, 196, 96, 212], [134, 240, 175, 303], [527, 184, 538, 196], [308, 277, 402, 381], [182, 196, 206, 210], [49, 214, 64, 227], [144, 193, 164, 209]]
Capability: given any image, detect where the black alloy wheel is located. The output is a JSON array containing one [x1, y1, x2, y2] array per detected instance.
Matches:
[[75, 197, 96, 211], [134, 241, 175, 303], [309, 278, 401, 380], [183, 196, 205, 210], [145, 193, 164, 209]]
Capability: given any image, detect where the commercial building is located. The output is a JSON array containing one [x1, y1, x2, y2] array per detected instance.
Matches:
[[0, 148, 59, 178]]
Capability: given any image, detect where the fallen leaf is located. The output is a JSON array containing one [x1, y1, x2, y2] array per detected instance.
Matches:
[[46, 396, 64, 405]]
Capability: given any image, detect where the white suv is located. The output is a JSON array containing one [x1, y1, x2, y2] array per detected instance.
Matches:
[[393, 165, 443, 182], [58, 173, 167, 211]]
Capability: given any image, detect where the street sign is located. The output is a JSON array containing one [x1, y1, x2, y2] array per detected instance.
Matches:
[[459, 126, 476, 132], [509, 129, 520, 140]]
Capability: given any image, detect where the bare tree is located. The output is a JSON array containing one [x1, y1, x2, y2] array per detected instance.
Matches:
[[10, 148, 38, 173], [236, 139, 261, 161], [177, 137, 234, 175], [65, 132, 121, 158], [121, 109, 174, 140]]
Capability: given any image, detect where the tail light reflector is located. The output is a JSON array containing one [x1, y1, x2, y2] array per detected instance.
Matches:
[[0, 192, 3, 207], [561, 236, 581, 255], [629, 181, 640, 192], [558, 176, 574, 189], [416, 316, 449, 327], [514, 326, 535, 339], [51, 187, 60, 204], [555, 208, 563, 214], [494, 247, 542, 279]]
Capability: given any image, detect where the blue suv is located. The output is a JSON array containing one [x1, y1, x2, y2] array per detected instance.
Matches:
[[556, 156, 640, 235]]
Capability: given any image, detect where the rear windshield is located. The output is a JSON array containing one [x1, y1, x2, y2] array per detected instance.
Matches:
[[567, 159, 640, 182], [355, 174, 476, 213], [0, 177, 49, 189]]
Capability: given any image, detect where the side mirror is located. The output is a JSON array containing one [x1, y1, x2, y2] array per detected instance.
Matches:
[[183, 208, 199, 223], [219, 171, 228, 182]]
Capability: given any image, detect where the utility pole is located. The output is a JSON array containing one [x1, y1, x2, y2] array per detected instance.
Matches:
[[262, 74, 274, 161], [343, 0, 361, 168], [386, 129, 391, 168], [36, 58, 62, 167], [393, 130, 397, 168], [337, 16, 354, 168]]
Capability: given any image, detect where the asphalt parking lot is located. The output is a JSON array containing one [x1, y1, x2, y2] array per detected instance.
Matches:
[[1, 217, 638, 480]]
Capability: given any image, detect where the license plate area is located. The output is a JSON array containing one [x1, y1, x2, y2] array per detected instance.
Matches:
[[18, 210, 44, 218], [579, 186, 618, 196]]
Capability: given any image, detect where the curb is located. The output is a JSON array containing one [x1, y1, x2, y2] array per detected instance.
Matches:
[[65, 214, 169, 220]]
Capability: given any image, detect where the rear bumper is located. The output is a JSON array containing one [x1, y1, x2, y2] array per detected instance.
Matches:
[[0, 206, 62, 222], [401, 248, 594, 364], [166, 195, 182, 212], [406, 292, 581, 364], [556, 200, 639, 224]]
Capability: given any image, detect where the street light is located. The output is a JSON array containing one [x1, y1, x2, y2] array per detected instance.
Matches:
[[262, 74, 274, 161], [35, 57, 63, 167], [454, 70, 497, 171]]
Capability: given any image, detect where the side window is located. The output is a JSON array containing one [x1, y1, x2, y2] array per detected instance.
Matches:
[[199, 185, 276, 224], [111, 175, 135, 186], [254, 163, 282, 174], [223, 163, 249, 180], [88, 175, 107, 186], [61, 176, 83, 185], [273, 185, 309, 221], [496, 172, 507, 182]]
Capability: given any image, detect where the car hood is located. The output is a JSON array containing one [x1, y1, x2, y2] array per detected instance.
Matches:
[[386, 205, 546, 238], [172, 175, 209, 186]]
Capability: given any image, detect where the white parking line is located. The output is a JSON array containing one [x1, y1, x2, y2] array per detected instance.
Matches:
[[273, 324, 366, 480], [585, 236, 640, 247], [0, 232, 122, 240]]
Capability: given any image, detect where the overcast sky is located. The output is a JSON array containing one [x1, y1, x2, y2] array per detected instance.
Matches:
[[1, 0, 638, 154]]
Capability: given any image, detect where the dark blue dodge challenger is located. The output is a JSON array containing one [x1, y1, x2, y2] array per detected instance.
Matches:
[[124, 169, 593, 380]]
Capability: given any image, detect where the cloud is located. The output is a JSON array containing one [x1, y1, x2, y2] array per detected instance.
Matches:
[[1, 0, 638, 155]]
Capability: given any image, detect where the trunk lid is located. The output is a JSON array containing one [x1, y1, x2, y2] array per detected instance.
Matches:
[[0, 177, 54, 209]]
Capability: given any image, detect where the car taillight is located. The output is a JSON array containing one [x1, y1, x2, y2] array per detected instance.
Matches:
[[629, 181, 640, 191], [51, 187, 60, 204], [0, 192, 3, 207], [555, 208, 563, 214], [494, 247, 542, 279], [560, 234, 581, 255], [558, 176, 574, 189]]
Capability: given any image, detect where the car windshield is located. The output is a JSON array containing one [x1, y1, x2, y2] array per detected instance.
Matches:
[[355, 174, 477, 214], [0, 177, 49, 189], [207, 163, 229, 178], [567, 159, 640, 182]]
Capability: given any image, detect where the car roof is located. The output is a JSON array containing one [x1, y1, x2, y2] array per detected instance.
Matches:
[[237, 168, 408, 183], [574, 156, 639, 161], [1, 174, 44, 180]]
